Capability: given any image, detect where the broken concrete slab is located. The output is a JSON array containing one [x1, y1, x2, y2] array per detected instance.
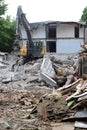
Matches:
[[25, 75, 39, 83], [40, 72, 57, 87], [40, 56, 55, 78], [75, 110, 87, 118], [40, 56, 57, 86], [2, 72, 14, 83], [75, 121, 87, 129], [1, 71, 23, 83], [24, 62, 41, 73]]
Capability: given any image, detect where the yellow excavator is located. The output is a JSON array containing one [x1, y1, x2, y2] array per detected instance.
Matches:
[[14, 6, 46, 63]]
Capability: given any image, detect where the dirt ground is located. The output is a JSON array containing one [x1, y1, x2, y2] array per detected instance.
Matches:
[[0, 85, 76, 130], [0, 87, 49, 130], [51, 122, 74, 130]]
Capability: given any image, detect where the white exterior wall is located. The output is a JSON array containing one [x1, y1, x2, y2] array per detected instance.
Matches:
[[57, 24, 84, 38], [56, 39, 84, 53], [57, 24, 74, 38], [31, 25, 46, 39], [56, 23, 85, 53]]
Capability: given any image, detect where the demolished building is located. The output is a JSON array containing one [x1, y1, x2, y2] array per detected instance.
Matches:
[[30, 21, 86, 54]]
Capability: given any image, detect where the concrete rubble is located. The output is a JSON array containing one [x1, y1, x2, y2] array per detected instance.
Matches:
[[0, 50, 87, 130]]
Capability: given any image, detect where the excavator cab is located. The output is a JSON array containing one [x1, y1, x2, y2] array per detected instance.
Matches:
[[29, 41, 43, 57], [18, 40, 45, 62]]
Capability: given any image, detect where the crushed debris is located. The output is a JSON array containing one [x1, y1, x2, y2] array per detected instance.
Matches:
[[1, 48, 87, 129]]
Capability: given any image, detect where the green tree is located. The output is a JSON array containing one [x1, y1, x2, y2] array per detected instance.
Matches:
[[80, 6, 87, 23], [0, 0, 7, 15], [0, 0, 16, 52], [0, 16, 16, 52]]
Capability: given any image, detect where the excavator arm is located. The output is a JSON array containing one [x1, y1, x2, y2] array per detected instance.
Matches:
[[15, 6, 44, 61], [16, 6, 33, 57]]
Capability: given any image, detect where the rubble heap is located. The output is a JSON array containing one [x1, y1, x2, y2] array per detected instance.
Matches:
[[0, 52, 87, 129]]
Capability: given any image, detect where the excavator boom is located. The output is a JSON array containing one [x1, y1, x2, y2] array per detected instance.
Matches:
[[14, 6, 44, 62]]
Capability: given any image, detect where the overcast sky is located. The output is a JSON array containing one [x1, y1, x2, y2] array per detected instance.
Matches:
[[5, 0, 87, 23]]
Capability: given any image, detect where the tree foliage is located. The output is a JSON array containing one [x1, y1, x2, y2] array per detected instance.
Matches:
[[80, 6, 87, 23], [0, 0, 7, 15], [0, 16, 16, 52], [0, 0, 16, 52]]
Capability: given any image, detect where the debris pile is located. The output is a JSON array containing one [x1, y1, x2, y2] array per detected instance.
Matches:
[[40, 54, 79, 89], [78, 42, 87, 56], [0, 52, 87, 129]]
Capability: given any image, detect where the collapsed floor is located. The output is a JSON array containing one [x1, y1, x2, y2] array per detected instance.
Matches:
[[0, 52, 87, 130]]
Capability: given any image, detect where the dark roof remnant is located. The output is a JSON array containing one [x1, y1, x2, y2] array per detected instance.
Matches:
[[30, 21, 86, 30]]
